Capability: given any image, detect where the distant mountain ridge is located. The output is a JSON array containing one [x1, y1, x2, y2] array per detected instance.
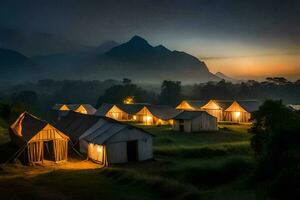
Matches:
[[0, 48, 39, 81], [215, 72, 238, 83], [0, 35, 220, 83], [0, 28, 87, 56]]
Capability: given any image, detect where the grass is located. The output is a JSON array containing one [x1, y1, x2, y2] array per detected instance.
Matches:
[[0, 123, 269, 200]]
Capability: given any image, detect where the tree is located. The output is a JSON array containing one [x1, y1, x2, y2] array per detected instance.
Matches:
[[0, 102, 25, 126], [250, 100, 300, 198], [158, 80, 182, 106], [122, 78, 132, 85], [266, 77, 290, 85], [11, 90, 38, 107], [97, 83, 153, 106]]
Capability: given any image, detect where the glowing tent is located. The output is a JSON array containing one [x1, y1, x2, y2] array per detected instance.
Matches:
[[67, 104, 97, 114], [52, 104, 97, 121], [176, 100, 208, 110], [224, 100, 260, 122], [135, 105, 181, 125], [95, 103, 145, 121], [9, 112, 69, 164], [200, 100, 232, 121], [57, 112, 153, 165]]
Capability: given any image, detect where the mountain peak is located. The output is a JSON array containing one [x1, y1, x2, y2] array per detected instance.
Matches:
[[128, 35, 150, 46]]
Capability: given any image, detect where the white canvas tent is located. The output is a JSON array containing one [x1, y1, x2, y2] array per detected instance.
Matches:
[[173, 111, 218, 132], [57, 112, 153, 165]]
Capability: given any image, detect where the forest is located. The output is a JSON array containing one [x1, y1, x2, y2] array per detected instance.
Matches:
[[0, 77, 300, 124]]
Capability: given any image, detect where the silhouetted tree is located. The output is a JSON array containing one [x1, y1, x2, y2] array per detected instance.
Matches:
[[0, 102, 25, 126], [122, 78, 132, 85], [158, 80, 182, 106], [97, 83, 153, 106], [250, 100, 300, 199]]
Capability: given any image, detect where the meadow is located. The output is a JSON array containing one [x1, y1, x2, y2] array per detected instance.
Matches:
[[0, 123, 269, 200]]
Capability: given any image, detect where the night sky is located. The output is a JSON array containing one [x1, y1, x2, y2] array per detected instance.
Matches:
[[1, 0, 299, 80]]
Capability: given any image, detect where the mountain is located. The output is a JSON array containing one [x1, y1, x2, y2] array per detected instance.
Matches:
[[215, 72, 237, 83], [1, 35, 219, 83], [90, 35, 218, 82], [0, 48, 39, 81]]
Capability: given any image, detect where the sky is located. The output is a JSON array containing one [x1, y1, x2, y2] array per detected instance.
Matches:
[[0, 0, 299, 80]]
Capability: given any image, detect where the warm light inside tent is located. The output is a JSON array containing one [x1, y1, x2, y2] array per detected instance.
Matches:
[[143, 115, 152, 124], [97, 146, 102, 153], [133, 115, 137, 120], [88, 143, 105, 164], [123, 96, 134, 104], [235, 111, 241, 118], [112, 112, 118, 119], [146, 116, 152, 122]]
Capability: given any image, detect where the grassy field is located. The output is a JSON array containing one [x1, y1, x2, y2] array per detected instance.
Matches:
[[0, 123, 268, 200]]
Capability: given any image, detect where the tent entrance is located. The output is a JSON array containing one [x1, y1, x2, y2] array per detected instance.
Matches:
[[27, 139, 68, 164], [127, 140, 138, 162], [179, 119, 184, 132], [44, 141, 54, 161]]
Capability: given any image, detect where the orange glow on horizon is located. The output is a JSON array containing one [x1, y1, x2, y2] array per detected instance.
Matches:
[[203, 54, 300, 80]]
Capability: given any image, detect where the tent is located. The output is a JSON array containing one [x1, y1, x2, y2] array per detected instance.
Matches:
[[200, 100, 232, 121], [52, 104, 69, 111], [52, 104, 97, 121], [224, 100, 261, 122], [57, 112, 153, 165], [9, 112, 69, 164], [288, 104, 300, 111], [135, 105, 182, 125], [55, 112, 99, 146], [173, 111, 218, 132], [95, 103, 145, 121], [176, 100, 208, 110], [67, 104, 97, 115]]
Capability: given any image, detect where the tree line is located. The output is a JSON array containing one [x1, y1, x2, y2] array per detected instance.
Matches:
[[0, 77, 300, 123]]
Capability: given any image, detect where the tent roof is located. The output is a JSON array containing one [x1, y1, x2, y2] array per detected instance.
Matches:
[[288, 104, 300, 111], [145, 105, 182, 120], [173, 110, 213, 120], [117, 104, 145, 115], [53, 104, 96, 114], [82, 121, 127, 144], [67, 104, 97, 114], [55, 112, 100, 143], [95, 103, 115, 116], [95, 103, 147, 116], [56, 111, 152, 144], [235, 100, 261, 112], [184, 100, 208, 109], [10, 112, 69, 142], [213, 100, 233, 110], [81, 119, 152, 144], [52, 104, 69, 110]]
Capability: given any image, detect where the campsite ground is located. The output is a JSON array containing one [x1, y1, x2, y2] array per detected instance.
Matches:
[[0, 123, 268, 200]]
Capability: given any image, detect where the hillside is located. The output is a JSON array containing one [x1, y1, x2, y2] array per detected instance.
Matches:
[[0, 36, 219, 83], [0, 48, 38, 81], [34, 35, 219, 83]]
